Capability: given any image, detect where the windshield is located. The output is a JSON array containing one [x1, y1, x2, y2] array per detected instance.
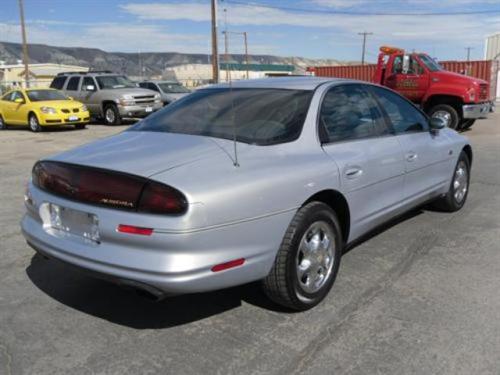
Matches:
[[418, 54, 442, 72], [158, 83, 190, 94], [27, 90, 67, 101], [96, 75, 136, 89], [130, 88, 313, 145]]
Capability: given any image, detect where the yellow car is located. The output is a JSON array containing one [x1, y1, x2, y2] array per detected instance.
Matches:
[[0, 88, 90, 132]]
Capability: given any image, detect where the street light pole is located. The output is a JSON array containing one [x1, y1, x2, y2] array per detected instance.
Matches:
[[358, 31, 373, 65], [18, 0, 30, 88], [210, 0, 219, 83]]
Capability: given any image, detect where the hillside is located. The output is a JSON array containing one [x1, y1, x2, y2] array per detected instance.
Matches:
[[0, 41, 354, 76]]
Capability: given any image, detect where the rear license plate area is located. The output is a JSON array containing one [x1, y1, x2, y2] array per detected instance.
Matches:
[[48, 203, 100, 243]]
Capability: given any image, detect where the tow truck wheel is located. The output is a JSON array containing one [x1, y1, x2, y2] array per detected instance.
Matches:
[[460, 119, 475, 131], [429, 104, 460, 130]]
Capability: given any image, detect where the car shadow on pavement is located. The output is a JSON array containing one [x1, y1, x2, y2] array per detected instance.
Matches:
[[25, 207, 431, 329], [25, 253, 287, 329]]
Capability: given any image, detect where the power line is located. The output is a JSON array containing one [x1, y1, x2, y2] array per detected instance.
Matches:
[[226, 0, 500, 16]]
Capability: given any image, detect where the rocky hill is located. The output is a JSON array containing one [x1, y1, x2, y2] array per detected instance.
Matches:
[[0, 41, 354, 76]]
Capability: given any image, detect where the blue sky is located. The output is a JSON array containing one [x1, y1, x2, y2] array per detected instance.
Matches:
[[1, 0, 499, 62]]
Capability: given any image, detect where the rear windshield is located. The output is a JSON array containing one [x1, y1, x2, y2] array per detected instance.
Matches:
[[27, 90, 67, 101], [129, 88, 313, 145], [96, 75, 136, 89]]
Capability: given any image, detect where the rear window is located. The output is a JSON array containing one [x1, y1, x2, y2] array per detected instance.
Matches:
[[50, 76, 66, 90], [129, 88, 313, 145]]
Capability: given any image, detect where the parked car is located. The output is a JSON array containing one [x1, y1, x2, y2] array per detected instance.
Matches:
[[138, 80, 190, 105], [21, 77, 472, 310], [0, 88, 89, 132], [50, 71, 162, 125]]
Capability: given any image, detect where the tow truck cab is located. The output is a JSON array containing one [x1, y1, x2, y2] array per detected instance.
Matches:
[[374, 46, 491, 130]]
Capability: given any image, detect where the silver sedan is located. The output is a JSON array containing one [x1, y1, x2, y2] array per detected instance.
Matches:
[[21, 77, 472, 310]]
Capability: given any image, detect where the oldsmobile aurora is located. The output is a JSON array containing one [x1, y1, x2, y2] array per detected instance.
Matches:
[[21, 78, 472, 310]]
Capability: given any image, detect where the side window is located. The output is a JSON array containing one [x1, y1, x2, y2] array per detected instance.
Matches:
[[1, 92, 13, 101], [81, 77, 96, 91], [409, 56, 424, 75], [319, 84, 388, 143], [11, 91, 24, 102], [138, 82, 148, 89], [392, 55, 403, 74], [66, 76, 81, 91], [50, 76, 66, 89], [370, 86, 429, 133]]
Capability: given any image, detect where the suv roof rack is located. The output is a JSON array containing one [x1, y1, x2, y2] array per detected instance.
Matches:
[[56, 70, 114, 76]]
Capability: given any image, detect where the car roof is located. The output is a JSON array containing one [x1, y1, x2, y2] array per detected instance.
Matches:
[[141, 80, 182, 84], [207, 76, 351, 91]]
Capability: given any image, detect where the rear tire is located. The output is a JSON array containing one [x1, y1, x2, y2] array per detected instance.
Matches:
[[0, 115, 6, 130], [428, 104, 460, 130], [29, 113, 42, 132], [431, 151, 470, 212], [262, 202, 342, 311], [103, 104, 121, 126]]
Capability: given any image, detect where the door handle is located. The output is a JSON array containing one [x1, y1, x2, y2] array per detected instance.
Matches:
[[406, 152, 418, 162], [345, 167, 363, 179]]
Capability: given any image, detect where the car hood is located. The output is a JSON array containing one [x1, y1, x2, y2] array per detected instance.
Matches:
[[99, 88, 158, 97], [162, 93, 188, 102], [47, 131, 226, 178], [432, 70, 487, 86], [31, 100, 83, 109]]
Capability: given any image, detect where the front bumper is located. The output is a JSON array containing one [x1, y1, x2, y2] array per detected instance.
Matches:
[[462, 102, 491, 119], [39, 112, 90, 126], [21, 185, 290, 295], [117, 102, 162, 118]]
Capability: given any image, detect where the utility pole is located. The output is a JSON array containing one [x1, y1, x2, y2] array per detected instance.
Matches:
[[223, 30, 229, 82], [465, 47, 473, 62], [243, 32, 249, 79], [18, 0, 30, 88], [358, 31, 373, 65], [210, 0, 220, 83]]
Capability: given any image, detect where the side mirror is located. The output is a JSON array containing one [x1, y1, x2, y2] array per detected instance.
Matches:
[[402, 55, 410, 75], [14, 98, 24, 104], [429, 117, 446, 131], [86, 85, 96, 91]]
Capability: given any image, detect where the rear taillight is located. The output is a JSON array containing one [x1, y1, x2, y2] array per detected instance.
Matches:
[[32, 161, 187, 215], [138, 181, 188, 215]]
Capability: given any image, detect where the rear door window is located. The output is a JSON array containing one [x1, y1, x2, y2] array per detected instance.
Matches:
[[81, 77, 96, 91], [319, 84, 389, 143], [66, 76, 81, 91]]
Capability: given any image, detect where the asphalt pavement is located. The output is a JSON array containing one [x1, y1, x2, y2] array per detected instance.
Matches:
[[0, 116, 499, 375]]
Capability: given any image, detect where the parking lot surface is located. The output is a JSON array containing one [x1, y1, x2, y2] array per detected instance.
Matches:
[[1, 117, 499, 375]]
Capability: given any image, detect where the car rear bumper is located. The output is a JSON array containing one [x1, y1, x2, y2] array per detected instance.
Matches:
[[21, 186, 291, 296], [463, 102, 491, 119]]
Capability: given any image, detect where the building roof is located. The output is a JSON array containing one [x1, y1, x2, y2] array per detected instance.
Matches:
[[208, 76, 348, 90]]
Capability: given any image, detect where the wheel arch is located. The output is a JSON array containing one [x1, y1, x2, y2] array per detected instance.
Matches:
[[424, 94, 464, 117], [303, 189, 350, 244], [462, 144, 473, 166]]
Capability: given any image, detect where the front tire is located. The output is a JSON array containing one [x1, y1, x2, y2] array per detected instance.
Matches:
[[460, 119, 475, 131], [263, 202, 342, 311], [431, 151, 470, 212], [429, 104, 460, 130], [29, 113, 42, 132], [103, 104, 122, 126]]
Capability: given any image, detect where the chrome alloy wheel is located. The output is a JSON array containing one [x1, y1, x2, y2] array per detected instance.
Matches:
[[0, 116, 5, 129], [105, 108, 116, 124], [432, 111, 452, 127], [453, 160, 468, 203], [296, 221, 335, 294]]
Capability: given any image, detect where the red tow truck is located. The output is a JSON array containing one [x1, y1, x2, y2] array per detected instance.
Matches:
[[311, 46, 492, 130]]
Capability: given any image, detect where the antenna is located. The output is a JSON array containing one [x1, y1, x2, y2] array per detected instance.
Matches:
[[223, 4, 239, 167]]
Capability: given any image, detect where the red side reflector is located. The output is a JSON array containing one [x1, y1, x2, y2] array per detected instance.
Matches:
[[211, 258, 245, 272], [117, 224, 153, 236]]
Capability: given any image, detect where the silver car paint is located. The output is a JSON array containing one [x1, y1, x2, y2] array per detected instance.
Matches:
[[21, 77, 470, 295]]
